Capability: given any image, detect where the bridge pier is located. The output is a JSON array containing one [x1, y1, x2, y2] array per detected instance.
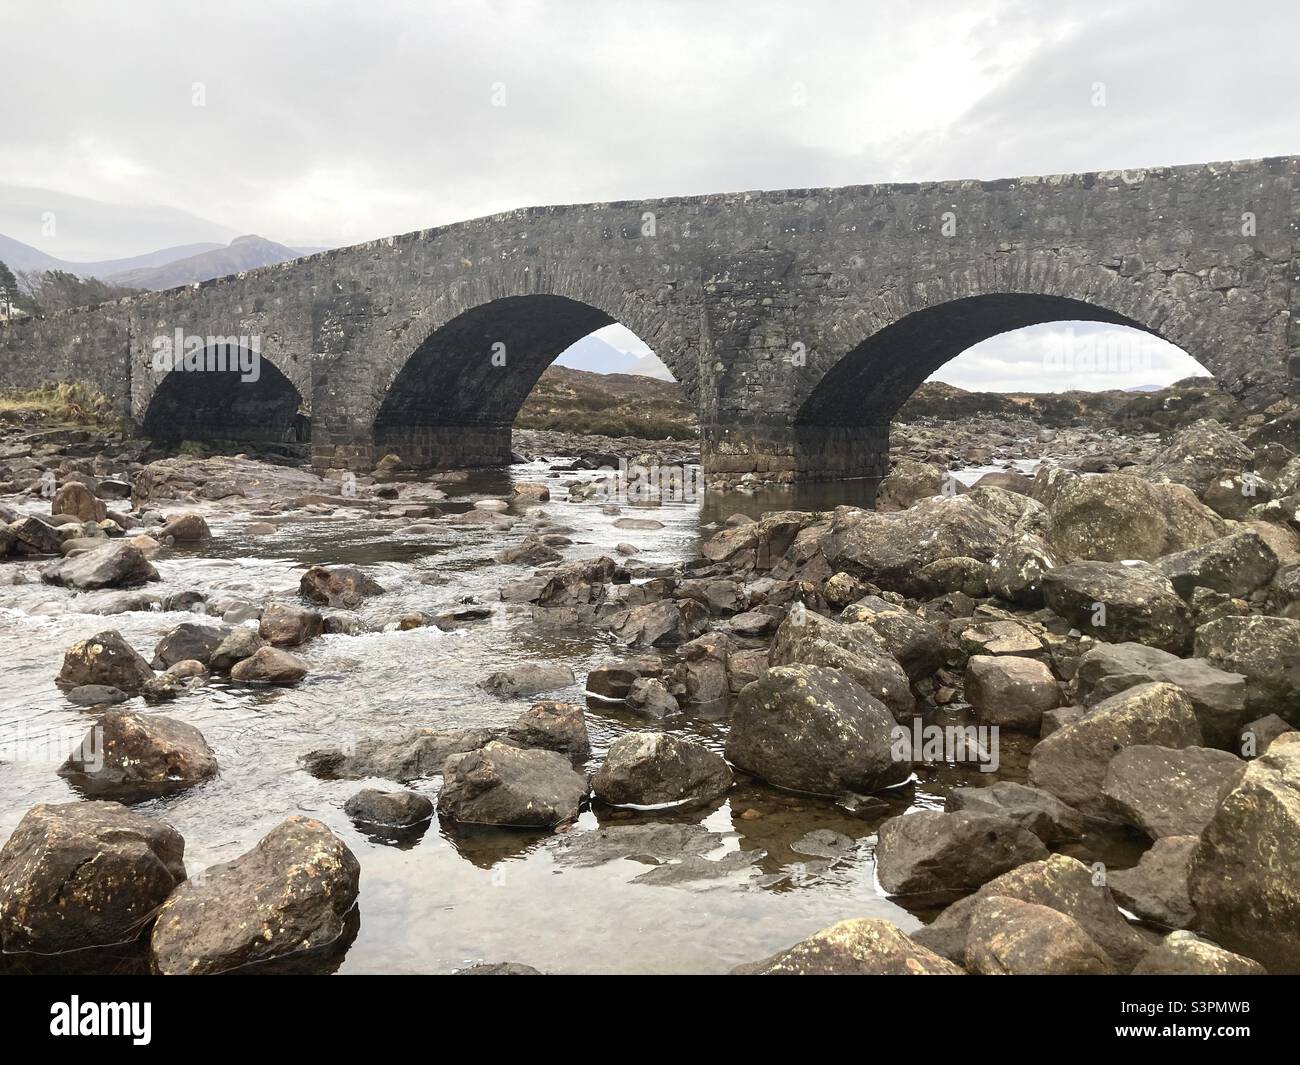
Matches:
[[701, 421, 890, 485], [311, 423, 514, 472]]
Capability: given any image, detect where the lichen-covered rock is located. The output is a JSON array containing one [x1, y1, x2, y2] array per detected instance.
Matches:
[[875, 459, 946, 511], [0, 801, 185, 954], [964, 895, 1115, 975], [230, 645, 309, 685], [258, 601, 324, 647], [506, 700, 591, 760], [1107, 836, 1199, 929], [1193, 614, 1300, 721], [592, 732, 732, 808], [1042, 560, 1193, 654], [1028, 682, 1202, 817], [725, 664, 905, 796], [733, 918, 963, 975], [40, 541, 159, 590], [1187, 741, 1300, 974], [59, 711, 218, 800], [1154, 531, 1278, 601], [302, 727, 495, 781], [57, 629, 154, 693], [299, 565, 386, 607], [988, 532, 1058, 607], [1145, 418, 1254, 496], [837, 595, 950, 680], [1132, 931, 1268, 975], [150, 817, 359, 975], [875, 810, 1048, 896], [437, 741, 587, 829], [964, 655, 1060, 733], [1102, 745, 1243, 839]]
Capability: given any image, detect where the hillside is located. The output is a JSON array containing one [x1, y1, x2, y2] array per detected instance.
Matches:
[[516, 365, 697, 439], [106, 235, 305, 289]]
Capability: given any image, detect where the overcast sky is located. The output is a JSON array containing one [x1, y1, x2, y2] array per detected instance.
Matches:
[[3, 0, 1296, 390]]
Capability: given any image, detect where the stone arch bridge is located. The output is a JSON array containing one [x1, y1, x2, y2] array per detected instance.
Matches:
[[1, 156, 1296, 482]]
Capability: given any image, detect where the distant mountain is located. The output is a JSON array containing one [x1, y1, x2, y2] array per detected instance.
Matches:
[[104, 235, 306, 290], [555, 333, 674, 379], [517, 365, 695, 439], [1122, 383, 1166, 393], [0, 231, 229, 278]]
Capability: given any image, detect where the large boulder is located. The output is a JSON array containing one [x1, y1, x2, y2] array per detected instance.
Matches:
[[57, 629, 154, 693], [1132, 931, 1268, 975], [1146, 418, 1254, 496], [230, 646, 309, 685], [1042, 561, 1193, 653], [506, 701, 591, 760], [53, 481, 108, 523], [151, 622, 229, 669], [725, 664, 905, 796], [150, 817, 359, 975], [0, 801, 186, 954], [1193, 615, 1300, 721], [299, 565, 385, 607], [820, 496, 1009, 597], [40, 541, 159, 590], [591, 732, 732, 808], [1027, 682, 1202, 816], [964, 655, 1060, 733], [913, 854, 1151, 972], [733, 918, 963, 975], [59, 711, 218, 800], [437, 741, 587, 829], [988, 532, 1058, 607], [1187, 740, 1300, 973], [1107, 835, 1199, 929], [875, 460, 946, 511], [607, 600, 708, 648], [1154, 531, 1278, 601], [875, 810, 1048, 896], [302, 727, 495, 781], [480, 662, 576, 697], [964, 895, 1115, 975], [1102, 745, 1244, 839], [944, 781, 1085, 844], [768, 603, 913, 721], [259, 602, 324, 647], [837, 596, 950, 680]]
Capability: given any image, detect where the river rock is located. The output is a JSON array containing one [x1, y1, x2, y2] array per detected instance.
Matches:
[[40, 541, 159, 590], [299, 565, 385, 607], [59, 711, 218, 800], [481, 662, 576, 697], [945, 781, 1085, 843], [10, 515, 63, 555], [725, 664, 906, 796], [1102, 745, 1244, 839], [1131, 931, 1268, 975], [437, 741, 588, 829], [1107, 835, 1199, 929], [0, 801, 186, 954], [57, 629, 154, 693], [158, 512, 211, 541], [1187, 740, 1300, 973], [302, 727, 496, 781], [875, 460, 945, 511], [768, 603, 913, 721], [875, 810, 1048, 897], [585, 657, 664, 699], [1193, 614, 1300, 720], [1241, 713, 1294, 757], [53, 481, 107, 523], [964, 895, 1115, 975], [1154, 530, 1278, 600], [344, 788, 434, 827], [150, 621, 229, 669], [626, 676, 680, 716], [535, 556, 616, 606], [837, 596, 949, 679], [506, 700, 591, 760], [1146, 418, 1254, 496], [1042, 560, 1193, 653], [964, 654, 1060, 733], [1028, 682, 1202, 816], [913, 854, 1151, 972], [988, 532, 1058, 607], [733, 918, 963, 975], [259, 601, 324, 647], [591, 732, 732, 808], [230, 646, 309, 685], [150, 817, 359, 975], [208, 627, 267, 672], [608, 599, 708, 647]]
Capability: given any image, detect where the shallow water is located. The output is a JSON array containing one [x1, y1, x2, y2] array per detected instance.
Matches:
[[0, 456, 1134, 974]]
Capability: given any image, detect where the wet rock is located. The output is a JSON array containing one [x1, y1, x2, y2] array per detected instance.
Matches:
[[549, 822, 724, 867], [40, 541, 159, 590], [913, 854, 1151, 972], [1107, 836, 1199, 929], [259, 601, 324, 647], [790, 829, 856, 859], [437, 741, 588, 829], [1102, 745, 1243, 839], [506, 700, 591, 760], [511, 482, 551, 504], [9, 515, 63, 555], [458, 962, 543, 975], [57, 629, 154, 693], [65, 684, 130, 707], [230, 646, 309, 685], [585, 657, 664, 700], [592, 732, 732, 808], [1154, 530, 1278, 600], [1187, 740, 1300, 973], [733, 918, 963, 975], [53, 481, 107, 523], [150, 621, 229, 669], [299, 565, 385, 607], [725, 664, 906, 796], [838, 596, 949, 680], [59, 711, 217, 800], [631, 849, 764, 886], [964, 655, 1060, 733], [1193, 615, 1300, 720], [608, 599, 708, 648], [150, 817, 359, 975], [302, 727, 496, 781], [964, 895, 1115, 975], [1028, 682, 1202, 816], [988, 532, 1058, 607], [627, 676, 680, 716], [158, 512, 211, 541], [875, 810, 1048, 897], [481, 662, 576, 697], [0, 801, 186, 954], [497, 535, 563, 566], [344, 788, 433, 827], [1131, 931, 1268, 975], [534, 556, 617, 607], [945, 781, 1085, 843], [208, 627, 267, 672], [726, 648, 768, 693], [1042, 560, 1193, 654], [769, 603, 913, 721]]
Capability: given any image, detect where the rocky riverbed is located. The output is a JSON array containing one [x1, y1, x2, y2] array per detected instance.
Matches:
[[1, 395, 1299, 975]]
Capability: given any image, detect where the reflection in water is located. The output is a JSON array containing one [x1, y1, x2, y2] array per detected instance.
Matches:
[[0, 455, 1107, 974]]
